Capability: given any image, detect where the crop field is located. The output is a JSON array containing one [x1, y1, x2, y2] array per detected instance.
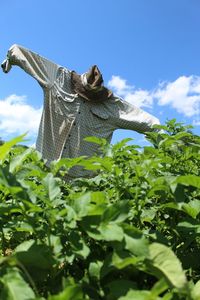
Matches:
[[0, 120, 200, 300]]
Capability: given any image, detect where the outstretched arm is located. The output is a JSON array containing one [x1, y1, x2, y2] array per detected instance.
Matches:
[[114, 98, 160, 133], [1, 44, 60, 88]]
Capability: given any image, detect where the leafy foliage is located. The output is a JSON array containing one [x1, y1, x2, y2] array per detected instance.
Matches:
[[0, 119, 200, 299]]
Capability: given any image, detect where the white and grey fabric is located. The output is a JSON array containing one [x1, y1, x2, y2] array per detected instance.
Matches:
[[2, 44, 160, 178]]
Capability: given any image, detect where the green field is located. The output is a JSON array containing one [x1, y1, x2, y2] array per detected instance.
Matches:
[[0, 120, 200, 300]]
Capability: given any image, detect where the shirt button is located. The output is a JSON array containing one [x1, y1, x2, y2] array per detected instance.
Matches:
[[78, 112, 81, 114], [68, 134, 71, 138], [73, 123, 76, 126]]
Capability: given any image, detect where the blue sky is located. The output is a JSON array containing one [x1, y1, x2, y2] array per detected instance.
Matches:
[[0, 0, 200, 146]]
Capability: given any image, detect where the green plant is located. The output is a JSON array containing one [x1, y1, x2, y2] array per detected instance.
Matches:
[[0, 120, 200, 299]]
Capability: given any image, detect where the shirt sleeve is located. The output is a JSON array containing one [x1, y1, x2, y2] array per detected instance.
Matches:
[[114, 98, 160, 133], [3, 44, 60, 88]]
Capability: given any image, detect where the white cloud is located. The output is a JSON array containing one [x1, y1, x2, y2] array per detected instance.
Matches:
[[125, 90, 153, 108], [154, 76, 200, 117], [193, 119, 200, 126], [108, 75, 153, 107], [108, 75, 200, 119], [108, 76, 130, 95], [0, 94, 42, 139]]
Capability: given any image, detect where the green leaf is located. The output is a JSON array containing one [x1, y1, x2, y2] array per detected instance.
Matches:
[[71, 191, 107, 218], [88, 261, 103, 280], [101, 201, 129, 224], [15, 240, 56, 270], [174, 131, 192, 140], [177, 221, 200, 233], [9, 148, 33, 173], [84, 136, 107, 146], [112, 250, 142, 269], [50, 157, 85, 175], [68, 231, 90, 259], [87, 191, 108, 215], [161, 202, 182, 211], [192, 280, 200, 300], [48, 284, 83, 300], [147, 243, 187, 291], [98, 157, 113, 172], [0, 166, 22, 190], [71, 192, 91, 218], [90, 191, 107, 204], [140, 207, 157, 223], [49, 235, 63, 255], [80, 215, 102, 240], [112, 138, 134, 150], [176, 175, 200, 189], [182, 200, 200, 219], [0, 133, 27, 163], [58, 205, 77, 228], [99, 223, 124, 241], [118, 290, 151, 300], [43, 173, 61, 202], [150, 278, 169, 298], [106, 279, 137, 299], [123, 224, 149, 257], [0, 267, 36, 300]]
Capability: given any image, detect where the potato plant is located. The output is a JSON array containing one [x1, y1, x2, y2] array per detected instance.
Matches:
[[0, 120, 200, 300]]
